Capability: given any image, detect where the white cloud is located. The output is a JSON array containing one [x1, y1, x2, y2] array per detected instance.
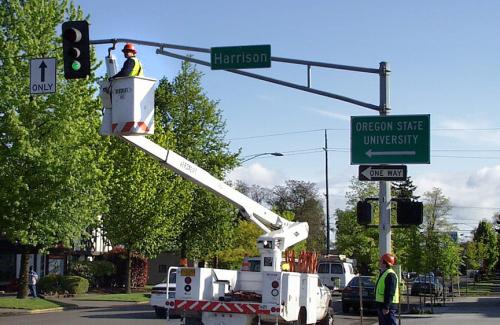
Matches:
[[227, 163, 285, 188], [305, 107, 350, 121], [413, 165, 500, 226], [434, 119, 500, 146]]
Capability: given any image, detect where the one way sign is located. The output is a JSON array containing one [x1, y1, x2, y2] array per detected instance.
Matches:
[[359, 165, 407, 181], [30, 58, 56, 95]]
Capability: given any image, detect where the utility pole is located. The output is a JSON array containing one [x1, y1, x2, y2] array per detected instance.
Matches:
[[378, 62, 391, 255], [324, 129, 331, 254]]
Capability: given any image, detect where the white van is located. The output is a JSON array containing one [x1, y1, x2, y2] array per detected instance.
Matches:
[[317, 255, 356, 291]]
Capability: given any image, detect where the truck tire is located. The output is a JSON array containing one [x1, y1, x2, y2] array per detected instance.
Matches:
[[298, 307, 307, 325], [154, 307, 166, 318], [319, 313, 333, 325], [185, 316, 203, 325]]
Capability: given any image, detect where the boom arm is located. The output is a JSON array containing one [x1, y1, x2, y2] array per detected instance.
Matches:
[[121, 136, 309, 260]]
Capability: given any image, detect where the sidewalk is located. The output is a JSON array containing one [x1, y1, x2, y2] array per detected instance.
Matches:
[[0, 295, 149, 317]]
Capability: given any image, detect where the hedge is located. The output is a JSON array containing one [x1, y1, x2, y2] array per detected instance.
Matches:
[[38, 275, 89, 295], [62, 276, 89, 294]]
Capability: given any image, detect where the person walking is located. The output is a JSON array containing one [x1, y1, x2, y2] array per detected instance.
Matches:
[[375, 253, 399, 325], [111, 43, 144, 78], [28, 267, 39, 298]]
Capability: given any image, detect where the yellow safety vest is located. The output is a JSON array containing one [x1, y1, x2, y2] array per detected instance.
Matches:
[[130, 57, 143, 76], [375, 268, 399, 304]]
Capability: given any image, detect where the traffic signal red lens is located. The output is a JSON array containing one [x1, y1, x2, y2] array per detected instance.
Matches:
[[63, 27, 82, 43]]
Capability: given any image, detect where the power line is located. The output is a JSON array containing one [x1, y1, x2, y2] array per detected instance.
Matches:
[[230, 127, 500, 141]]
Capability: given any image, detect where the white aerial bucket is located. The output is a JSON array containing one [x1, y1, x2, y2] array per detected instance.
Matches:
[[99, 79, 112, 109], [110, 76, 156, 135], [99, 108, 113, 136]]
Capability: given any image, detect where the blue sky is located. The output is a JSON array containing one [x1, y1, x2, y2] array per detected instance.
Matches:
[[76, 0, 500, 239]]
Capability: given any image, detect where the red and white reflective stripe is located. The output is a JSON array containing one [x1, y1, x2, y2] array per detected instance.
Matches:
[[173, 300, 274, 315], [111, 121, 151, 134]]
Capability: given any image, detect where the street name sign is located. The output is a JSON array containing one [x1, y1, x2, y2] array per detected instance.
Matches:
[[211, 45, 271, 70], [30, 58, 56, 95], [358, 165, 407, 181], [351, 114, 430, 164]]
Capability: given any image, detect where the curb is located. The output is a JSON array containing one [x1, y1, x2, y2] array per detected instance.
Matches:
[[0, 300, 149, 317]]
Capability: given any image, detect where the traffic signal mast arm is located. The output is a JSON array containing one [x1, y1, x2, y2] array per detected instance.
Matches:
[[120, 135, 308, 269], [91, 38, 382, 111]]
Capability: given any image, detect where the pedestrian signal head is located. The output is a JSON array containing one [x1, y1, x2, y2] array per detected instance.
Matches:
[[396, 200, 423, 226], [122, 43, 137, 54], [356, 201, 372, 225], [381, 253, 396, 266]]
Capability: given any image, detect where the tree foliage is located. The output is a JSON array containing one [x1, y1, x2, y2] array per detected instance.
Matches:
[[154, 62, 240, 264], [270, 180, 326, 252], [472, 220, 498, 273], [392, 177, 424, 273], [421, 188, 456, 274], [335, 178, 379, 274], [0, 0, 109, 297]]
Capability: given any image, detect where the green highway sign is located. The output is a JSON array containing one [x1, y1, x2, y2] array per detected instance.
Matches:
[[211, 45, 271, 70], [351, 114, 430, 164]]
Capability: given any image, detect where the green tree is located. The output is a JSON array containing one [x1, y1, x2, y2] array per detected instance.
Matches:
[[154, 62, 239, 266], [464, 241, 486, 271], [218, 220, 261, 269], [0, 0, 109, 298], [392, 177, 424, 273], [472, 220, 499, 274], [421, 187, 454, 273], [335, 178, 379, 274], [103, 136, 192, 292], [270, 180, 326, 253]]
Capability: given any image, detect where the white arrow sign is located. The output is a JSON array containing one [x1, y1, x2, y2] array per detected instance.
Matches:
[[30, 58, 56, 95], [365, 149, 416, 158], [358, 165, 407, 181]]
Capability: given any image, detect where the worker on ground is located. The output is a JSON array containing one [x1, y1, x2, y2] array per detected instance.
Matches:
[[375, 253, 399, 325], [111, 43, 143, 78]]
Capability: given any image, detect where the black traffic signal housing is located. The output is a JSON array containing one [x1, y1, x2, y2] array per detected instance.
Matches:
[[356, 201, 372, 225], [62, 20, 90, 79], [396, 200, 423, 226]]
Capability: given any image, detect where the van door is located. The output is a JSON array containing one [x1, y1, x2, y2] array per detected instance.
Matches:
[[317, 263, 342, 290]]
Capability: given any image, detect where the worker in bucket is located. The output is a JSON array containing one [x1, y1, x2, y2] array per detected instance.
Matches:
[[375, 253, 399, 325], [111, 43, 144, 78]]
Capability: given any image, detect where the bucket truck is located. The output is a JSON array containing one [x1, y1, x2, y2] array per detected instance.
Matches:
[[100, 55, 333, 325]]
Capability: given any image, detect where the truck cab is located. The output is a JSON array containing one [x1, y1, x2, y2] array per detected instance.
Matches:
[[317, 255, 356, 291]]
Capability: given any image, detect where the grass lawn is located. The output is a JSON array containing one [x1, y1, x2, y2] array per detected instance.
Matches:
[[463, 282, 494, 296], [76, 293, 150, 302], [0, 297, 72, 310]]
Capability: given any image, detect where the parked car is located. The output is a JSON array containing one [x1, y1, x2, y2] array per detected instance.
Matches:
[[341, 276, 376, 313], [150, 267, 180, 318], [410, 275, 443, 296]]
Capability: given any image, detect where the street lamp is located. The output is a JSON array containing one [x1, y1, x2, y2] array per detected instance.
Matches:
[[241, 152, 284, 163]]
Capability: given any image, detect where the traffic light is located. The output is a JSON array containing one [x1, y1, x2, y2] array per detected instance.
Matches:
[[62, 20, 90, 79], [396, 200, 423, 226], [356, 201, 372, 225]]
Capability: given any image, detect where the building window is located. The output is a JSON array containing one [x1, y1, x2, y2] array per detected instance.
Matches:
[[158, 264, 167, 273]]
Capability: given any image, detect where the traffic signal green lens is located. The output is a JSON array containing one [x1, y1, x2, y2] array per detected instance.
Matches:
[[71, 61, 81, 71]]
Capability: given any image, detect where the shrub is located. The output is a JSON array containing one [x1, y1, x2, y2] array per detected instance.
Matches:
[[39, 275, 89, 295], [70, 261, 93, 283], [62, 275, 89, 294], [70, 260, 116, 288], [92, 260, 116, 277], [38, 274, 63, 294]]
